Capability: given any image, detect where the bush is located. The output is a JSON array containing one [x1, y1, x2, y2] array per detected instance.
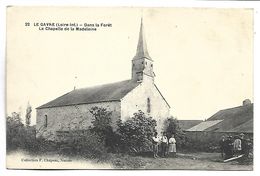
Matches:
[[89, 106, 119, 153], [182, 138, 220, 152], [117, 110, 157, 154], [57, 130, 108, 160], [6, 112, 37, 152], [6, 112, 109, 160], [163, 117, 187, 149]]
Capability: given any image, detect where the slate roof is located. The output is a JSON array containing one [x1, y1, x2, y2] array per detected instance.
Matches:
[[178, 120, 203, 130], [37, 80, 140, 109], [186, 103, 253, 133], [186, 120, 223, 132], [226, 119, 253, 133]]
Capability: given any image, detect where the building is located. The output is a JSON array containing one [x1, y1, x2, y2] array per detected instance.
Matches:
[[185, 100, 253, 143], [36, 20, 170, 140], [178, 120, 203, 131]]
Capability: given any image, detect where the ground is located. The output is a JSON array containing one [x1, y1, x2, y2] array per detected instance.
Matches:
[[110, 152, 253, 170], [7, 151, 253, 170]]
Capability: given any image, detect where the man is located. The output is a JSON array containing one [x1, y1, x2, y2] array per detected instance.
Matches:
[[161, 132, 168, 157], [233, 135, 242, 156], [152, 132, 160, 158], [219, 135, 226, 158], [240, 133, 246, 155], [224, 136, 233, 159]]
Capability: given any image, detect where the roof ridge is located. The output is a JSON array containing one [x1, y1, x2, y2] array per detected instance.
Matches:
[[218, 103, 253, 112], [37, 79, 140, 109], [75, 79, 133, 91]]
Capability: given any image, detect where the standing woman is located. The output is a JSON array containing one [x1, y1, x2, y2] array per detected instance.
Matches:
[[168, 134, 177, 157]]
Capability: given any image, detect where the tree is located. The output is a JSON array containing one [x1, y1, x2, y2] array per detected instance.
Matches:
[[6, 112, 25, 151], [163, 116, 186, 148], [117, 110, 157, 154], [25, 102, 32, 127], [90, 106, 112, 136], [89, 106, 117, 152]]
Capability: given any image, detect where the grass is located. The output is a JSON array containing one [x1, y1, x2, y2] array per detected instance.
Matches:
[[108, 152, 253, 170], [6, 151, 253, 170]]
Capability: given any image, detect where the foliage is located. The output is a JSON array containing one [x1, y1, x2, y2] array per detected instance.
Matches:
[[163, 116, 186, 148], [117, 110, 157, 154], [25, 103, 32, 127], [6, 112, 25, 151], [89, 106, 119, 152], [56, 130, 108, 160], [182, 138, 220, 152], [90, 106, 113, 135], [6, 111, 108, 160]]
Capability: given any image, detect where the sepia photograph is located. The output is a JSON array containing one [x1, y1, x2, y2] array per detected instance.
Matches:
[[5, 6, 253, 170]]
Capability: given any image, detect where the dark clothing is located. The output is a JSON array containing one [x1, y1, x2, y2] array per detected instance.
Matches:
[[223, 139, 233, 159], [241, 139, 247, 154], [161, 142, 168, 157], [219, 139, 225, 158]]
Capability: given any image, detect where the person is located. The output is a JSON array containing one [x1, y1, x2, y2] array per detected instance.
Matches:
[[161, 132, 168, 157], [168, 134, 177, 157], [233, 135, 242, 156], [152, 132, 160, 158], [219, 135, 226, 158], [223, 136, 233, 159], [240, 133, 246, 155]]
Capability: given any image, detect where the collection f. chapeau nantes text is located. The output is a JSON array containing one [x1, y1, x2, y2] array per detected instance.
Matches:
[[24, 22, 112, 31], [21, 158, 73, 163]]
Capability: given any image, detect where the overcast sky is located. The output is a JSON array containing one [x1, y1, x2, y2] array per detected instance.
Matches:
[[6, 7, 253, 124]]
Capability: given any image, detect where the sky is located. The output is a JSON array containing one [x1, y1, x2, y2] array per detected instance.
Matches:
[[6, 7, 253, 124]]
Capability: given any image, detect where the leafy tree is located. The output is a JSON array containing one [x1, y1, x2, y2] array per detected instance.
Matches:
[[117, 110, 157, 154], [89, 106, 117, 152], [6, 112, 25, 150], [163, 116, 186, 148]]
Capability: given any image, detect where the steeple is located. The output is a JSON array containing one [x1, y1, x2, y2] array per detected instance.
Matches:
[[133, 18, 152, 61], [132, 18, 155, 82]]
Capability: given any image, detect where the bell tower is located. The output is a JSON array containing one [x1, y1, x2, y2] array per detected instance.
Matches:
[[132, 19, 155, 83]]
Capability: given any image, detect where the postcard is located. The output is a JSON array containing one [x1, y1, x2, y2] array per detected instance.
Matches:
[[6, 6, 253, 170]]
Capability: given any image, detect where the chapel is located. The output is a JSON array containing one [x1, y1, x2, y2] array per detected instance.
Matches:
[[36, 19, 170, 140]]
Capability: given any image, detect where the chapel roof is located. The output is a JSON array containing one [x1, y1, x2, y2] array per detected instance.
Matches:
[[37, 79, 140, 109]]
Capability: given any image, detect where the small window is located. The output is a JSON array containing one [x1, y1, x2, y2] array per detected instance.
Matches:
[[133, 63, 135, 67], [147, 98, 151, 113], [151, 64, 153, 67], [44, 115, 48, 127], [142, 61, 144, 64]]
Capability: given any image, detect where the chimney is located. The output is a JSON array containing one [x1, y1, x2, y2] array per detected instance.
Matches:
[[243, 99, 251, 106]]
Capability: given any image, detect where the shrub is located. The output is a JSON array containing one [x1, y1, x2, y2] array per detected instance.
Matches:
[[6, 112, 27, 152], [117, 110, 157, 154], [57, 130, 108, 160], [89, 106, 119, 152], [163, 117, 187, 149]]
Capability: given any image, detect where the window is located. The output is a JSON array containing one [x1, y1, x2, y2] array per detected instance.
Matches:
[[151, 64, 153, 67], [147, 98, 151, 113], [44, 115, 48, 127]]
